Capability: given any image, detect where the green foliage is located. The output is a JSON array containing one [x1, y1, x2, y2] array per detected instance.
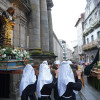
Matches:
[[43, 51, 56, 56], [31, 50, 56, 56], [34, 48, 41, 50], [5, 47, 12, 55], [32, 50, 42, 55], [95, 65, 100, 68]]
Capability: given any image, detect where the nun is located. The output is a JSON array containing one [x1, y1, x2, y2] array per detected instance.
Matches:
[[20, 57, 37, 100], [58, 61, 82, 100], [37, 61, 56, 100]]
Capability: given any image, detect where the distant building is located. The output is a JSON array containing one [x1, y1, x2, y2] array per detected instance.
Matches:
[[59, 39, 67, 60], [66, 48, 73, 60], [75, 13, 85, 61], [82, 0, 100, 62], [71, 40, 78, 49], [53, 34, 63, 61], [72, 45, 79, 62], [59, 39, 73, 60]]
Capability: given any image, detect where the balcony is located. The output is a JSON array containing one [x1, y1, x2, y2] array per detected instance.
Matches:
[[82, 40, 98, 51], [83, 19, 100, 36], [83, 27, 93, 36]]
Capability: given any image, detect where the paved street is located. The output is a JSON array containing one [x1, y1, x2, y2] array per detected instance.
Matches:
[[76, 93, 82, 100], [79, 75, 100, 100]]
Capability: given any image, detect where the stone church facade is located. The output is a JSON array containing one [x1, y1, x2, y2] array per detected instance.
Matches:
[[0, 0, 63, 61], [0, 0, 63, 99]]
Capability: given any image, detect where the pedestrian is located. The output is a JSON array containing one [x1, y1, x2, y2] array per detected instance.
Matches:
[[58, 61, 82, 100], [20, 57, 37, 100], [54, 60, 60, 78], [66, 61, 77, 100], [37, 61, 56, 100], [77, 65, 84, 86], [53, 60, 60, 100]]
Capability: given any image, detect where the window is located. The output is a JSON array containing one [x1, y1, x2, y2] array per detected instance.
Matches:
[[97, 31, 100, 38], [84, 23, 87, 29], [87, 38, 89, 43], [91, 35, 94, 41], [95, 11, 98, 18], [89, 18, 92, 24]]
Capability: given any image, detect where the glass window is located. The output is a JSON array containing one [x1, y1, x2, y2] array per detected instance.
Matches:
[[95, 11, 97, 18], [97, 31, 100, 38], [87, 38, 89, 43], [89, 18, 92, 24], [91, 35, 94, 41]]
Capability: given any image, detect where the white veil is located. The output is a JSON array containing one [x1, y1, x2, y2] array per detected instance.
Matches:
[[20, 64, 36, 96], [58, 61, 76, 97], [37, 62, 53, 98]]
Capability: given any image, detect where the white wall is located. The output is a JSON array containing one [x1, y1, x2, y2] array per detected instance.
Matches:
[[85, 27, 100, 44], [53, 34, 63, 62]]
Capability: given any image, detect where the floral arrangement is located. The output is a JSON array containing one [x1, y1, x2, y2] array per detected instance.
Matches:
[[0, 47, 30, 61]]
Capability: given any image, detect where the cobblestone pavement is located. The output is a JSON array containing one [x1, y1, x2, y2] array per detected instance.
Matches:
[[76, 93, 82, 100], [79, 75, 100, 100]]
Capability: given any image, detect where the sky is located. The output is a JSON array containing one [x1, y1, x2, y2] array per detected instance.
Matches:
[[52, 0, 87, 50]]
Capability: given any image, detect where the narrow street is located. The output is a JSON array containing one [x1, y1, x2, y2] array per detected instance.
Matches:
[[79, 75, 100, 100], [76, 94, 82, 100]]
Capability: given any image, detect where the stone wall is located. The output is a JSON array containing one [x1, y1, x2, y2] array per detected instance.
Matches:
[[0, 0, 63, 99], [53, 33, 63, 61]]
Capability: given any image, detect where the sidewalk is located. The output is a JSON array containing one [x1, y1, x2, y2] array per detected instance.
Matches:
[[79, 75, 100, 100]]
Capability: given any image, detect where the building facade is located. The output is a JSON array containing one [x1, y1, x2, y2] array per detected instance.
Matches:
[[0, 0, 63, 58], [66, 48, 73, 60], [53, 35, 63, 61], [59, 39, 67, 60], [82, 0, 100, 63], [0, 0, 63, 99], [72, 45, 79, 62], [75, 13, 85, 61]]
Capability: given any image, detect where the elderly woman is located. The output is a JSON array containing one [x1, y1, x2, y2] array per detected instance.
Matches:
[[20, 57, 37, 100], [58, 61, 82, 100], [37, 61, 56, 100]]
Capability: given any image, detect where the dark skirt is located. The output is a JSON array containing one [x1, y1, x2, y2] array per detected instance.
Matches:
[[38, 96, 51, 100], [21, 84, 37, 100]]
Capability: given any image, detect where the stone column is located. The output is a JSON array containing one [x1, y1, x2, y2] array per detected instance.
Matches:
[[40, 0, 49, 51], [29, 0, 40, 50], [47, 0, 54, 52]]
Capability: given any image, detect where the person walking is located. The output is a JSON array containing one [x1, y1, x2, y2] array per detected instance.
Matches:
[[37, 61, 56, 100], [58, 61, 82, 100], [53, 60, 60, 100], [20, 57, 37, 100]]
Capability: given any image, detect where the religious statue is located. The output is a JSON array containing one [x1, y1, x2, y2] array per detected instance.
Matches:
[[0, 7, 15, 47]]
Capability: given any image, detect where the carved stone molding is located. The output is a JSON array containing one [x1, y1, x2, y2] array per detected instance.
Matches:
[[47, 0, 53, 10], [8, 0, 31, 14]]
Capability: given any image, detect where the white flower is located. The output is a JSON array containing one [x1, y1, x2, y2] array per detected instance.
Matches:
[[12, 50, 17, 54], [23, 50, 28, 56], [2, 54, 6, 58], [18, 51, 21, 55], [2, 48, 6, 51], [27, 55, 30, 58], [20, 54, 23, 57]]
